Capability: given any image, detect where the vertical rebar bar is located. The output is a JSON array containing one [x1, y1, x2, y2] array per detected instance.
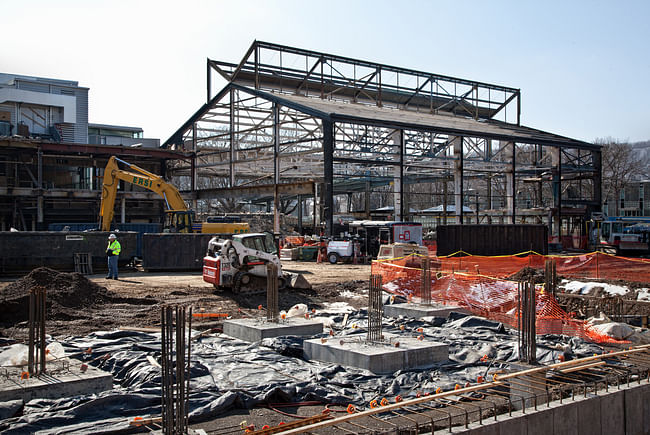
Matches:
[[368, 274, 383, 343], [421, 257, 431, 306], [28, 286, 47, 376], [39, 288, 46, 373], [161, 305, 191, 435], [518, 279, 536, 364], [545, 259, 557, 298], [28, 288, 35, 375], [267, 263, 279, 322]]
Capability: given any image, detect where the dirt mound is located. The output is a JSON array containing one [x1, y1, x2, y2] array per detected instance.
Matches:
[[508, 267, 546, 284], [0, 267, 117, 325]]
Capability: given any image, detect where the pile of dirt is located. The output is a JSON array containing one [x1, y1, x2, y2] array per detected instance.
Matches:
[[508, 266, 546, 284], [0, 267, 118, 325]]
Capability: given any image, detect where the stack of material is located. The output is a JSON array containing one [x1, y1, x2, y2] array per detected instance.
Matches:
[[282, 235, 321, 261], [280, 248, 298, 261]]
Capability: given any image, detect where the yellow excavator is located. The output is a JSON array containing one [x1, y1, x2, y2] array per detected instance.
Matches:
[[99, 156, 250, 234]]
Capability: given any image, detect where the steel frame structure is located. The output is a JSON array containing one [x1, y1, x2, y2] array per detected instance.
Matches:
[[163, 41, 601, 238]]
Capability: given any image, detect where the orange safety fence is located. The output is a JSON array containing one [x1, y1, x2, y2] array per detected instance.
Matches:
[[371, 252, 643, 344], [436, 250, 650, 283]]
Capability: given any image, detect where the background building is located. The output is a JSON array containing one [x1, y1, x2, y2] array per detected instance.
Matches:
[[0, 73, 178, 231]]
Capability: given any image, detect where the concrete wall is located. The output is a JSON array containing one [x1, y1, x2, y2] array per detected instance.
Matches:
[[460, 379, 650, 435]]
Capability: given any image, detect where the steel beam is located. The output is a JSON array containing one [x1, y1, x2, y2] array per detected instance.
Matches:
[[188, 181, 314, 200]]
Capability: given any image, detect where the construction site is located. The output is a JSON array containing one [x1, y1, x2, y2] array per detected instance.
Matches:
[[2, 41, 650, 434]]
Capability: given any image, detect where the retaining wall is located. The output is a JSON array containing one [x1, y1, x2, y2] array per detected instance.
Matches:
[[459, 378, 650, 435]]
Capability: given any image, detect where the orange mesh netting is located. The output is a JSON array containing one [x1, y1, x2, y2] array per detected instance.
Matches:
[[371, 251, 644, 344]]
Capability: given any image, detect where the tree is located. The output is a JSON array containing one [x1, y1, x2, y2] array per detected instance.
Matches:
[[598, 137, 649, 216]]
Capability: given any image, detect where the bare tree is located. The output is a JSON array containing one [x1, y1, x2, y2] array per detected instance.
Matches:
[[598, 137, 649, 216]]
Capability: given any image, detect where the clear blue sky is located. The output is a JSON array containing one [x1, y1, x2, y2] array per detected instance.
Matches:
[[2, 0, 649, 143]]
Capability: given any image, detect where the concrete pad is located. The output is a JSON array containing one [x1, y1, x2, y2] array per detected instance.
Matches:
[[223, 317, 323, 342], [303, 333, 448, 374], [383, 303, 469, 319], [0, 358, 112, 402]]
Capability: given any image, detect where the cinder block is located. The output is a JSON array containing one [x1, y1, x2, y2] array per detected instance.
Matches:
[[383, 303, 469, 319], [303, 333, 448, 374], [223, 317, 323, 342], [0, 360, 112, 402]]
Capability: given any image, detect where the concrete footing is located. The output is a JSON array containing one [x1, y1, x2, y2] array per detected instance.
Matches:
[[0, 359, 113, 402], [303, 333, 448, 374], [458, 378, 650, 434], [383, 303, 469, 319], [223, 317, 323, 342]]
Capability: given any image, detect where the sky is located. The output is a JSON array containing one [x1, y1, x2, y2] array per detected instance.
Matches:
[[2, 0, 649, 144]]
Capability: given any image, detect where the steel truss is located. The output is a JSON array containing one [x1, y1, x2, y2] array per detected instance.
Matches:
[[164, 41, 601, 238]]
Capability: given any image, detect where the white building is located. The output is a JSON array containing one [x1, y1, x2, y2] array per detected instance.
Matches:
[[0, 73, 159, 147], [0, 73, 88, 143]]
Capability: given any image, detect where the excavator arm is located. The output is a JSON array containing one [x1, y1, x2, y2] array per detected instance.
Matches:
[[99, 156, 189, 231]]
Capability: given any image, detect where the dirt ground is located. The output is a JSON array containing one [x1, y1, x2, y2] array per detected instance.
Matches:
[[0, 261, 371, 340], [0, 261, 373, 432]]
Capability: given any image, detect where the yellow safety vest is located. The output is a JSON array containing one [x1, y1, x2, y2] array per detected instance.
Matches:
[[107, 240, 121, 256]]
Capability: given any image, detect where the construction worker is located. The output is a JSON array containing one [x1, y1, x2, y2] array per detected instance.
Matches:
[[105, 233, 121, 280]]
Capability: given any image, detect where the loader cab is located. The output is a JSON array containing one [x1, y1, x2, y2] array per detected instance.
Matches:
[[233, 232, 278, 255]]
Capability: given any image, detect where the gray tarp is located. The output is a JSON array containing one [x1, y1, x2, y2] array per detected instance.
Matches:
[[0, 310, 602, 434]]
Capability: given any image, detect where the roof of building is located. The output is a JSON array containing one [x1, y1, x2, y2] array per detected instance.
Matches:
[[0, 73, 82, 88], [239, 86, 596, 150], [88, 123, 144, 133]]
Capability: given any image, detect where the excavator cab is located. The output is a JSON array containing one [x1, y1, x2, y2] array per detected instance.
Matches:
[[164, 210, 194, 233]]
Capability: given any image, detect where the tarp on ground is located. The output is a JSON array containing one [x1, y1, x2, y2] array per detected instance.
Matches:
[[0, 310, 602, 434]]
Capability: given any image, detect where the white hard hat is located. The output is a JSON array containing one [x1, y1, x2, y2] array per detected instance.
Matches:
[[109, 233, 117, 239]]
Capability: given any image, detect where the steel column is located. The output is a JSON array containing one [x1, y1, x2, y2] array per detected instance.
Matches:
[[510, 142, 517, 224], [552, 147, 562, 239], [37, 147, 43, 226], [229, 88, 236, 188], [505, 142, 515, 224], [323, 120, 334, 236], [593, 149, 602, 212], [399, 129, 405, 220], [273, 103, 281, 242], [453, 137, 463, 224]]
